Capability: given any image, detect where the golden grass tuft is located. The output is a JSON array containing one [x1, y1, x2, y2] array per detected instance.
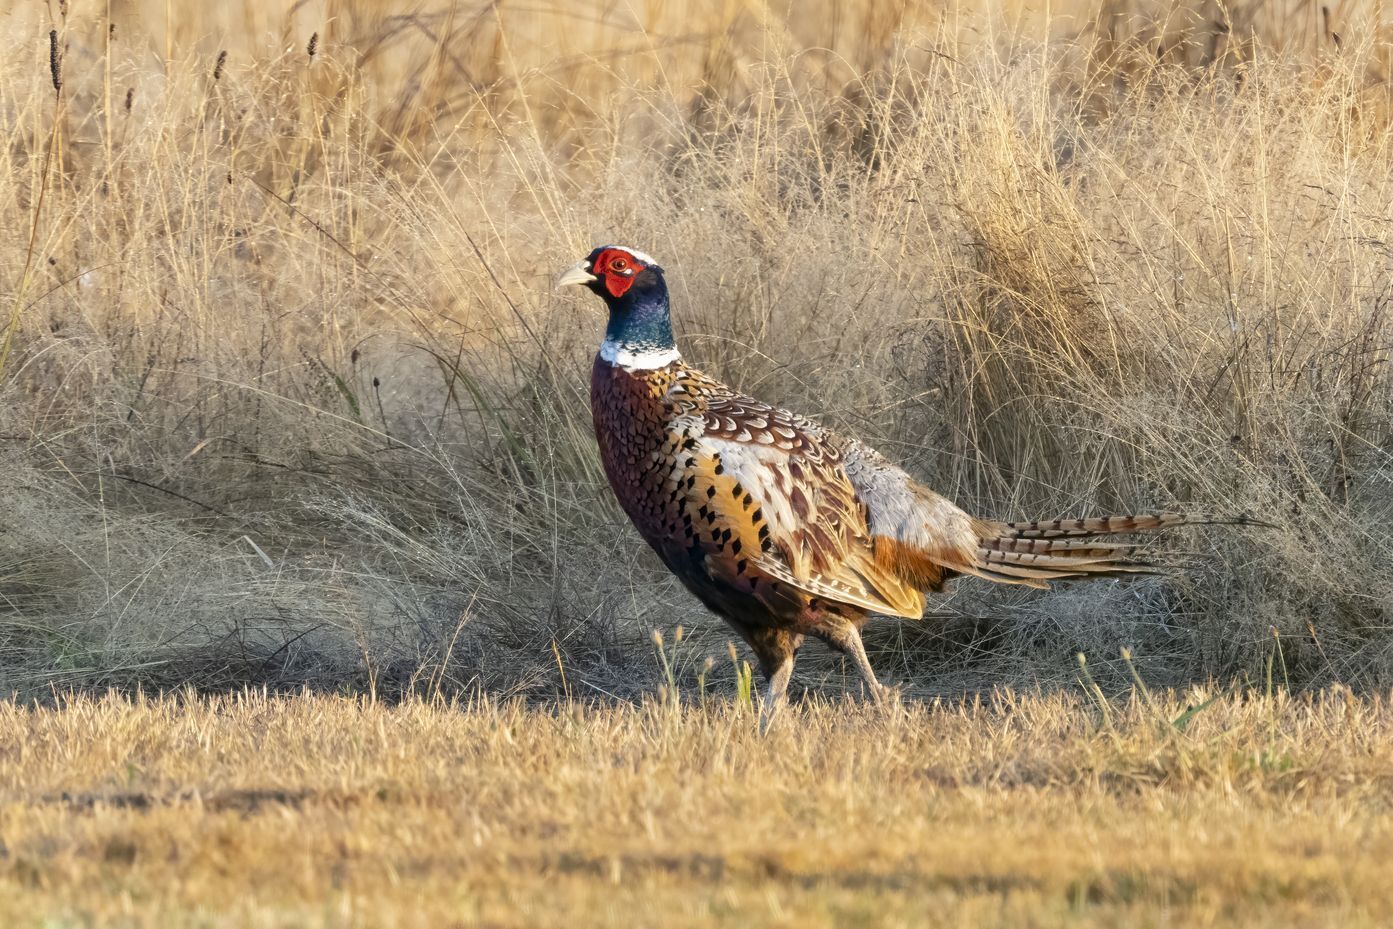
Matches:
[[0, 0, 1391, 699]]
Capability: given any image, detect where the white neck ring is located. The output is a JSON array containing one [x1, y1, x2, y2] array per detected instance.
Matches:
[[599, 338, 681, 370]]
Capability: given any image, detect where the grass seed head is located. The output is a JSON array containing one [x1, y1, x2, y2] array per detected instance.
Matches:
[[48, 29, 61, 93]]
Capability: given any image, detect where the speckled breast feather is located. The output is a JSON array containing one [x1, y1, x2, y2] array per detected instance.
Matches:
[[590, 355, 928, 627]]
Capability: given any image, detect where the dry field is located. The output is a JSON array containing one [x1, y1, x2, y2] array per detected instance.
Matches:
[[1, 0, 1393, 922], [1, 689, 1392, 927]]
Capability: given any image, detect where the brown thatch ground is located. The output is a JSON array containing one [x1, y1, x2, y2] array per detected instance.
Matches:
[[2, 689, 1390, 927]]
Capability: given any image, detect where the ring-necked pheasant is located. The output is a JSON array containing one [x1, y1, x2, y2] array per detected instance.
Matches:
[[560, 245, 1254, 722]]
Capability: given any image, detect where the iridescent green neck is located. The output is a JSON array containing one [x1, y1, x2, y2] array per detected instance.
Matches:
[[599, 272, 678, 369]]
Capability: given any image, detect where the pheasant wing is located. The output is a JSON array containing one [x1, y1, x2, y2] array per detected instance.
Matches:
[[680, 396, 925, 620]]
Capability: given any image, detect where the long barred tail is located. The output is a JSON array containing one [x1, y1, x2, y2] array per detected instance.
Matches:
[[963, 512, 1270, 589]]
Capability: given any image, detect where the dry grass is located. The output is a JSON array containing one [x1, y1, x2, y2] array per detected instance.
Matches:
[[4, 5, 1391, 923], [0, 0, 1392, 701], [1, 689, 1391, 927]]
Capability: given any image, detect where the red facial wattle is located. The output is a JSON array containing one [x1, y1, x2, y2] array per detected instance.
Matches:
[[592, 247, 646, 299]]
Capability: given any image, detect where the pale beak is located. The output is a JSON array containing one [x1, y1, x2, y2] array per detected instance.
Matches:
[[556, 260, 597, 289]]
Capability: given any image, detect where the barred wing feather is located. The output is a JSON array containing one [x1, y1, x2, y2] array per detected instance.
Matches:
[[686, 397, 925, 620]]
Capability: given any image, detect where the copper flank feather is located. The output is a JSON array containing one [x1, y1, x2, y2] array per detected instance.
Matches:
[[562, 245, 1263, 725]]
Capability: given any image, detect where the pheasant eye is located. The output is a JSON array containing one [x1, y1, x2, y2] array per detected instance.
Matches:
[[610, 258, 629, 272]]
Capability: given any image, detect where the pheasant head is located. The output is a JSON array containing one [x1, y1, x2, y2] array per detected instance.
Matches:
[[559, 245, 678, 369]]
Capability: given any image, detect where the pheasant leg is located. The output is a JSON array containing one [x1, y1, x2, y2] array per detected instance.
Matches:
[[818, 619, 891, 705], [737, 626, 803, 732], [759, 652, 796, 732]]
